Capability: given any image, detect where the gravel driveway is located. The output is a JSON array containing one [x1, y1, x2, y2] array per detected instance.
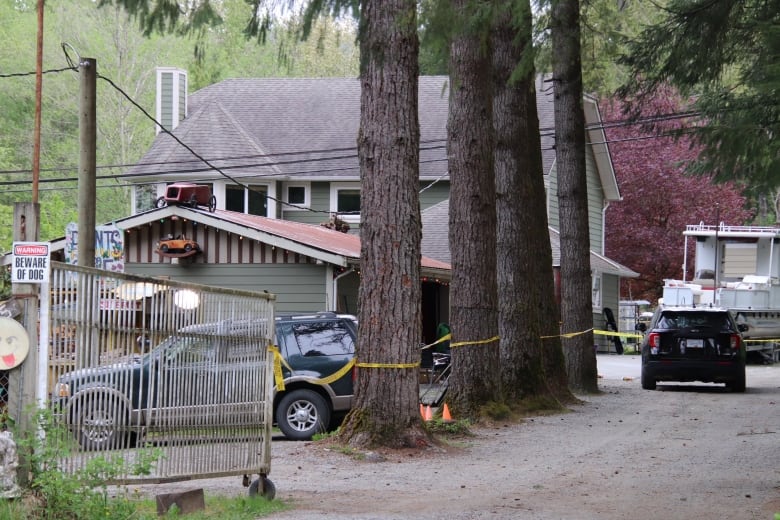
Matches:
[[131, 355, 780, 519]]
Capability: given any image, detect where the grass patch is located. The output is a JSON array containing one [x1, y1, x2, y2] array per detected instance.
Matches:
[[134, 494, 289, 519]]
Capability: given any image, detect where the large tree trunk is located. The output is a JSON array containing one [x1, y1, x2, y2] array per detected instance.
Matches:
[[339, 0, 426, 447], [491, 2, 572, 403], [446, 0, 501, 418], [551, 0, 598, 392]]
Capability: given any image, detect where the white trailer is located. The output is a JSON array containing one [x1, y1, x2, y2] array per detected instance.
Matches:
[[680, 223, 780, 362]]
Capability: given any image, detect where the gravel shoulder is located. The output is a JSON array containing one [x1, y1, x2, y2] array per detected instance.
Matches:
[[130, 355, 780, 519]]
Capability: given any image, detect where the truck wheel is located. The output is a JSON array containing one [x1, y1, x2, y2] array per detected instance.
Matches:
[[156, 197, 167, 208], [276, 389, 330, 441], [208, 195, 217, 212], [727, 369, 746, 392], [641, 368, 656, 390], [70, 393, 134, 451]]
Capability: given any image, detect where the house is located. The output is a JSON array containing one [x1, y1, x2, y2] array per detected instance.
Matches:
[[123, 69, 635, 340], [44, 204, 451, 317], [420, 200, 638, 347]]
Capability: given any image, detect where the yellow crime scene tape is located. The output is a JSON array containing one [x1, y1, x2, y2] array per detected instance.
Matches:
[[743, 338, 780, 343], [541, 328, 644, 340], [268, 344, 359, 391], [593, 329, 644, 340]]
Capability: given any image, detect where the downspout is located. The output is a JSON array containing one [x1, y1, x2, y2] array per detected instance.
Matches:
[[601, 201, 609, 255], [331, 266, 355, 312]]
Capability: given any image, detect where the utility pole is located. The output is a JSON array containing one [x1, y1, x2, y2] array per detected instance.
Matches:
[[7, 0, 45, 487], [76, 58, 98, 369], [32, 0, 44, 203], [77, 58, 97, 268]]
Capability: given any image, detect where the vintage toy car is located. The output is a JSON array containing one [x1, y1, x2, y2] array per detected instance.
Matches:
[[156, 182, 216, 212], [156, 235, 200, 255]]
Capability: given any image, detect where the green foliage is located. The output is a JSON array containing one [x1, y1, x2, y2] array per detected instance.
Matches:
[[480, 401, 511, 420], [8, 408, 162, 520], [0, 408, 287, 519], [534, 0, 667, 95], [0, 0, 359, 246], [619, 0, 780, 188], [425, 417, 472, 436]]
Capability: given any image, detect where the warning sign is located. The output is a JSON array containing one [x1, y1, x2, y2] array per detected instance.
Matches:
[[12, 242, 50, 284]]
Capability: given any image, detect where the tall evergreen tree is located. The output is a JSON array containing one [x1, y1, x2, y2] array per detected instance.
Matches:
[[550, 0, 597, 392], [491, 1, 571, 402], [337, 0, 427, 447], [446, 0, 501, 418]]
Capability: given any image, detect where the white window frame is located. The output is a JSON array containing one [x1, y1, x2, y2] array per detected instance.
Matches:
[[223, 182, 275, 217], [283, 183, 310, 210], [592, 272, 602, 310], [330, 182, 361, 223]]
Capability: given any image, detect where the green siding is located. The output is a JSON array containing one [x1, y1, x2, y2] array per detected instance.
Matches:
[[282, 182, 331, 226], [585, 150, 605, 255], [545, 145, 605, 254], [547, 171, 560, 230], [126, 263, 329, 313], [594, 273, 622, 352], [419, 181, 450, 211], [178, 75, 187, 121], [160, 72, 174, 131]]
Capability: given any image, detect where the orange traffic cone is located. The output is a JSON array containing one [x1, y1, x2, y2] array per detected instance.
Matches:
[[442, 403, 453, 422], [423, 405, 433, 421]]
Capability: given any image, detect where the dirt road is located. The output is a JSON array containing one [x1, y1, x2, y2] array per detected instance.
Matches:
[[137, 355, 780, 519]]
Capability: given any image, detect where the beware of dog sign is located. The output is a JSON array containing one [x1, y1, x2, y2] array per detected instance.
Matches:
[[12, 242, 50, 283]]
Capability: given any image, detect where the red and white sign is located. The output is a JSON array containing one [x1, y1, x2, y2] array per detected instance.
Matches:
[[12, 241, 50, 284]]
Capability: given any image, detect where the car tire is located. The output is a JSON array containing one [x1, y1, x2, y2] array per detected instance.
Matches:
[[70, 393, 134, 451], [248, 476, 276, 500], [184, 244, 193, 252], [727, 369, 746, 393], [155, 196, 167, 208], [276, 389, 330, 441], [160, 244, 169, 253], [641, 368, 656, 390]]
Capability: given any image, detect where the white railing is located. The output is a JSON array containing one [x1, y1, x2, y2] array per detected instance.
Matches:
[[685, 222, 780, 234]]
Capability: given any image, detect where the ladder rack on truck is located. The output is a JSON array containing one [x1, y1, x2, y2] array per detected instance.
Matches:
[[679, 223, 780, 363]]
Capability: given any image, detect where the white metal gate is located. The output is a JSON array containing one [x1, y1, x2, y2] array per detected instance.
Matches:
[[45, 262, 276, 484]]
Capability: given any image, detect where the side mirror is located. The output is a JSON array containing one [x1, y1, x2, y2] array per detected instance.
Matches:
[[636, 323, 647, 333], [738, 323, 749, 333]]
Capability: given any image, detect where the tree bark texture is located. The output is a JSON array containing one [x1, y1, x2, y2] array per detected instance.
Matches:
[[340, 0, 426, 447], [551, 0, 598, 392], [491, 2, 572, 403], [446, 0, 501, 418]]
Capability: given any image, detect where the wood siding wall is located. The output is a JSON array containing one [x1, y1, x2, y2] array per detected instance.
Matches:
[[546, 146, 606, 254], [124, 220, 319, 266], [126, 263, 330, 313]]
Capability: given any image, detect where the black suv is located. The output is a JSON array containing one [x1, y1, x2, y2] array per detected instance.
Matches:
[[640, 306, 747, 392], [52, 312, 357, 449]]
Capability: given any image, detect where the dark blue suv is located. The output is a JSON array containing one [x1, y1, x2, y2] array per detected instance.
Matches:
[[52, 313, 357, 449]]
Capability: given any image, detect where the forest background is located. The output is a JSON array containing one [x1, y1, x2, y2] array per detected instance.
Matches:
[[0, 0, 768, 303]]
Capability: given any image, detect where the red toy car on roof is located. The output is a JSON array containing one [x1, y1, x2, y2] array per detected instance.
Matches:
[[156, 183, 216, 212]]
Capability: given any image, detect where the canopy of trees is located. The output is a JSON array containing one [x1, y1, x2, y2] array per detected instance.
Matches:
[[620, 0, 779, 202]]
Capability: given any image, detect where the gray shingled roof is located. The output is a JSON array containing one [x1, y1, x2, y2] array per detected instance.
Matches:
[[421, 199, 637, 277], [125, 76, 561, 183]]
